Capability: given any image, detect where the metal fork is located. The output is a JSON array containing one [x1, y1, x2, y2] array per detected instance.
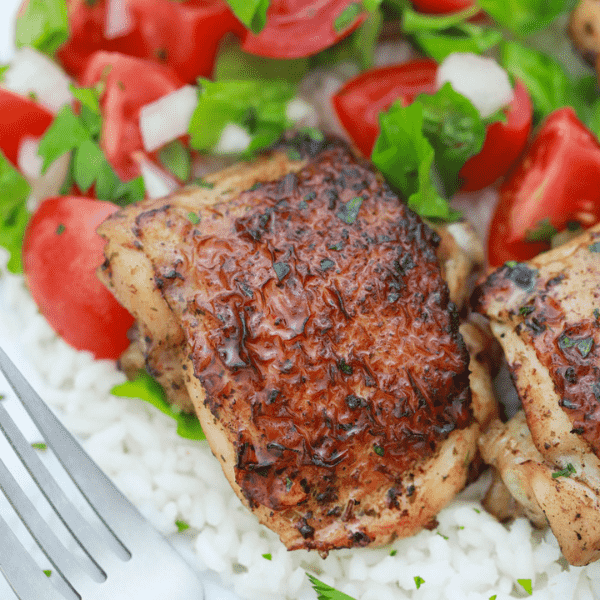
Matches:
[[0, 347, 204, 600]]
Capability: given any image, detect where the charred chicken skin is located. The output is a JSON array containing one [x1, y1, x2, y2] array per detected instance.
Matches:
[[99, 138, 493, 552], [475, 224, 600, 565]]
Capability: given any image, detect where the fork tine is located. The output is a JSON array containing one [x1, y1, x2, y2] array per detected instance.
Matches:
[[0, 402, 106, 584], [0, 513, 68, 600], [0, 400, 119, 572], [0, 453, 94, 591], [0, 348, 145, 549]]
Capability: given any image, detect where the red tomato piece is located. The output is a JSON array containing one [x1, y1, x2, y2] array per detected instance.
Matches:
[[332, 59, 438, 157], [56, 0, 238, 83], [79, 51, 183, 181], [0, 89, 53, 168], [22, 196, 134, 360], [488, 108, 600, 267], [410, 0, 475, 14], [332, 60, 533, 191], [240, 0, 367, 58], [459, 80, 533, 192]]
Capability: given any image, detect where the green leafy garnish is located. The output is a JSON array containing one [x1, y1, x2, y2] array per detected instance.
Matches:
[[589, 242, 600, 253], [0, 65, 9, 83], [43, 569, 52, 577], [336, 197, 364, 225], [159, 140, 191, 182], [414, 576, 425, 589], [188, 212, 200, 225], [558, 334, 594, 358], [517, 578, 533, 595], [0, 150, 31, 273], [38, 85, 145, 205], [490, 596, 497, 600], [224, 0, 270, 34], [111, 371, 205, 441], [551, 463, 576, 479], [31, 442, 48, 451], [188, 79, 295, 156], [477, 0, 573, 37], [306, 573, 356, 600], [175, 519, 190, 532], [390, 549, 397, 556], [501, 41, 592, 125], [262, 553, 272, 560], [373, 444, 385, 457], [15, 0, 68, 57], [372, 83, 495, 221]]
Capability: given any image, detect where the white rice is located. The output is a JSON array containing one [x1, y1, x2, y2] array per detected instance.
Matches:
[[0, 259, 598, 600]]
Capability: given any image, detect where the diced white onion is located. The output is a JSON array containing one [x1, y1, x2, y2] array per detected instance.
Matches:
[[2, 47, 73, 113], [286, 98, 319, 127], [18, 137, 71, 211], [134, 153, 179, 200], [104, 0, 134, 39], [139, 85, 198, 152], [436, 53, 513, 119], [214, 123, 251, 154]]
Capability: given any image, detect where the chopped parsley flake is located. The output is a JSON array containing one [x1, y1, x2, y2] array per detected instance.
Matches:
[[339, 359, 353, 375], [437, 531, 449, 540], [306, 573, 357, 600], [55, 223, 65, 235], [188, 212, 200, 225], [519, 305, 534, 316], [262, 553, 272, 560], [595, 308, 600, 320], [328, 241, 344, 251], [273, 262, 290, 281], [390, 549, 397, 556], [194, 178, 215, 189], [489, 596, 497, 600], [320, 259, 335, 271], [518, 579, 533, 595], [43, 569, 52, 577], [558, 334, 594, 358], [285, 476, 293, 492], [589, 241, 600, 253], [31, 442, 47, 451], [175, 519, 190, 532], [414, 576, 425, 589], [505, 261, 518, 269], [337, 196, 363, 225], [287, 148, 302, 161], [552, 463, 576, 479], [473, 508, 481, 514], [300, 126, 325, 142], [373, 444, 384, 457]]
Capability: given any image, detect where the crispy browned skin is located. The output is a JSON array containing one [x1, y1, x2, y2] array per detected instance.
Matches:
[[100, 138, 485, 552], [475, 224, 600, 565]]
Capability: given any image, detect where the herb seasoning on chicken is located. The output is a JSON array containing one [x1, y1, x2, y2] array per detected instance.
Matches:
[[99, 137, 490, 553]]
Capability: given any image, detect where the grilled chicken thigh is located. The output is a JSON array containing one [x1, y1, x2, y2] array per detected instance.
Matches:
[[99, 137, 494, 552], [475, 224, 600, 565]]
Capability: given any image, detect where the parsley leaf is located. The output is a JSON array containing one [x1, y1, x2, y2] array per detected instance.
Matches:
[[31, 442, 48, 451], [15, 0, 68, 57], [306, 573, 356, 600], [552, 463, 576, 479], [414, 576, 425, 589], [517, 578, 533, 595], [372, 83, 493, 221], [262, 553, 272, 560], [175, 519, 190, 532], [37, 85, 145, 206], [478, 0, 574, 36], [0, 150, 31, 273], [111, 371, 205, 441], [188, 79, 295, 156], [223, 0, 270, 34]]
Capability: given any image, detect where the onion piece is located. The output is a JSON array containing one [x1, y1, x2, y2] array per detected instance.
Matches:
[[139, 85, 198, 152], [214, 123, 251, 154], [286, 98, 319, 128], [2, 47, 73, 113], [18, 137, 71, 211], [134, 153, 179, 200], [436, 53, 513, 119], [105, 0, 134, 39]]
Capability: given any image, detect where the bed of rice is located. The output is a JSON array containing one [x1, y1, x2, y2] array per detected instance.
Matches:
[[0, 260, 599, 600]]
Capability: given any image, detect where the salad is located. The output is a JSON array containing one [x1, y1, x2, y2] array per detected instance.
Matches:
[[2, 1, 600, 599]]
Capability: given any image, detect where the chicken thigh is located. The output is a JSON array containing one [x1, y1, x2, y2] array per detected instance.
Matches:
[[475, 224, 600, 565], [99, 136, 494, 552]]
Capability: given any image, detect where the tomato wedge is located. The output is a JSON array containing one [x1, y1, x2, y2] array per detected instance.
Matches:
[[79, 52, 183, 181], [22, 196, 134, 360], [241, 0, 367, 58], [488, 108, 600, 266], [332, 59, 533, 191], [0, 89, 53, 168], [410, 0, 475, 14], [57, 0, 238, 83]]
